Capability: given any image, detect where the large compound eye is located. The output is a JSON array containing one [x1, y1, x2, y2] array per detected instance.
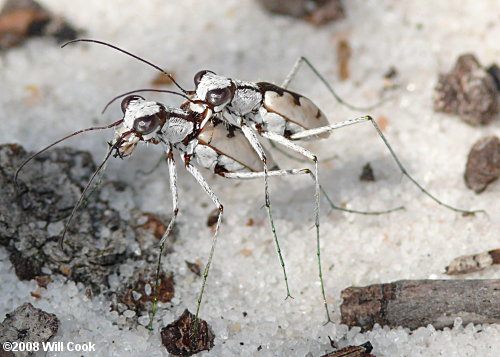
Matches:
[[121, 95, 144, 113], [206, 87, 233, 107], [194, 70, 215, 87], [133, 114, 160, 135]]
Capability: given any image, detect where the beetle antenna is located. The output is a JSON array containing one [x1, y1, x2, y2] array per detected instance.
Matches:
[[62, 39, 188, 94], [15, 120, 123, 186], [102, 89, 194, 114], [58, 142, 117, 250]]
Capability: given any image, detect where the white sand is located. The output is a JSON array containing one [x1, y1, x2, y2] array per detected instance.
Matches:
[[1, 1, 499, 356]]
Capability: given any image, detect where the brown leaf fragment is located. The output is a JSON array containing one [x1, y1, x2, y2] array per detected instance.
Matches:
[[337, 39, 352, 81]]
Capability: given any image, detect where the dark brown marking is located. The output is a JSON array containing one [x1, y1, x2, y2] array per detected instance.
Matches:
[[181, 110, 205, 146], [257, 82, 303, 106], [236, 84, 260, 91], [225, 123, 236, 138], [214, 163, 229, 176]]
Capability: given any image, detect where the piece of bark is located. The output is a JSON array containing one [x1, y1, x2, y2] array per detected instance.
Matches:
[[1, 144, 177, 325], [0, 303, 59, 357], [445, 249, 500, 275], [341, 279, 500, 330], [464, 136, 500, 193], [1, 144, 136, 293], [321, 341, 375, 357], [434, 54, 499, 126]]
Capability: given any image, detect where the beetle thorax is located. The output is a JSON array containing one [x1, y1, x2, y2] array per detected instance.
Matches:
[[162, 114, 195, 144], [227, 79, 262, 117]]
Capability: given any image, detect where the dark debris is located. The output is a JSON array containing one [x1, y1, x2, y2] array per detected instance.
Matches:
[[321, 341, 375, 357], [206, 208, 220, 229], [257, 0, 345, 26], [185, 260, 202, 277], [0, 144, 176, 322], [117, 272, 174, 315], [359, 162, 375, 182], [445, 249, 500, 275], [434, 54, 499, 126], [161, 309, 215, 356], [1, 144, 133, 293], [486, 64, 500, 91], [384, 66, 398, 80], [464, 136, 500, 193], [0, 303, 59, 357], [0, 0, 80, 50]]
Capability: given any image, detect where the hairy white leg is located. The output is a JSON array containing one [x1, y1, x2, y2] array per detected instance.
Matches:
[[290, 116, 371, 140], [223, 168, 310, 179], [257, 130, 332, 323], [183, 162, 223, 337], [239, 123, 293, 300], [149, 151, 179, 330]]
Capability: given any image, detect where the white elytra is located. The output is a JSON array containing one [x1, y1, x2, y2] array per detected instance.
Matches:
[[196, 120, 278, 172], [262, 91, 331, 139]]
